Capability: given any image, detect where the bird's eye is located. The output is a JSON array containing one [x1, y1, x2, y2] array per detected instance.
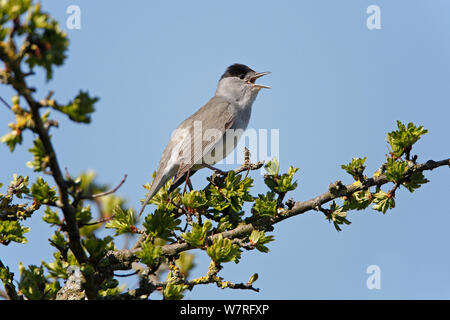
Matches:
[[240, 74, 245, 80]]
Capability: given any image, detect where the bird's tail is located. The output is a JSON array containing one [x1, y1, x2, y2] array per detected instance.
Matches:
[[138, 173, 170, 217]]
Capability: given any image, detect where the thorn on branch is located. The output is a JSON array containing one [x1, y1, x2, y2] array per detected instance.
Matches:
[[114, 270, 139, 278], [23, 71, 35, 77], [0, 96, 12, 110], [80, 174, 128, 200], [79, 214, 115, 228], [44, 119, 59, 133]]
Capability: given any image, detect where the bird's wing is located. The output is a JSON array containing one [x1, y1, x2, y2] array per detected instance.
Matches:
[[173, 96, 234, 183], [138, 135, 182, 216], [138, 96, 233, 216]]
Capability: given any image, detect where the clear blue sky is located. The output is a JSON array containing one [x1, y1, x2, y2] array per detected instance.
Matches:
[[1, 0, 449, 299]]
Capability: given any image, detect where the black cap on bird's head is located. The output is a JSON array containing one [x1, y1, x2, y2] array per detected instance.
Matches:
[[220, 63, 255, 80], [219, 63, 271, 89]]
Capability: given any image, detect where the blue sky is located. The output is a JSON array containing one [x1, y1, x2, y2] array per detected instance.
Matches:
[[1, 1, 449, 299]]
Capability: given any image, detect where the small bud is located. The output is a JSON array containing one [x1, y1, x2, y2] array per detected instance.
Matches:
[[247, 273, 259, 284], [11, 95, 19, 105]]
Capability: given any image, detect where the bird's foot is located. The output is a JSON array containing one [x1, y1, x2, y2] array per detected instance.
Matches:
[[204, 164, 227, 176]]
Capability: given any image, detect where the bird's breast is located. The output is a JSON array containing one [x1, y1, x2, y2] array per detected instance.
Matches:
[[203, 104, 252, 165], [230, 103, 252, 131]]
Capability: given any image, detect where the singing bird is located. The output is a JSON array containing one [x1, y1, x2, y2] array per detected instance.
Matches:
[[139, 64, 270, 216]]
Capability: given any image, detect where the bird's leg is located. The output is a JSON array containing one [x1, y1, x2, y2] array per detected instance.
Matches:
[[182, 168, 191, 195], [244, 167, 251, 179], [187, 177, 193, 191], [203, 163, 227, 176]]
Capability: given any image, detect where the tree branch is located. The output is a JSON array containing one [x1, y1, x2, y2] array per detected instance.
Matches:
[[275, 158, 450, 223], [1, 48, 98, 299], [102, 157, 450, 272]]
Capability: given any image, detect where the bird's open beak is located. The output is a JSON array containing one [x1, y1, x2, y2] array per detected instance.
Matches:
[[250, 72, 271, 89]]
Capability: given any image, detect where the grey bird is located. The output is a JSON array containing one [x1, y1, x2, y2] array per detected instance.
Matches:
[[139, 63, 270, 216]]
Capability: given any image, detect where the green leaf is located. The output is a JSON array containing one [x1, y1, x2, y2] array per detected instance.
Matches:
[[251, 192, 277, 217], [18, 263, 46, 300], [0, 265, 15, 291], [386, 121, 428, 158], [105, 206, 137, 236], [342, 189, 373, 211], [43, 253, 69, 279], [82, 236, 114, 262], [0, 130, 23, 152], [42, 206, 61, 225], [17, 261, 61, 300], [136, 240, 163, 267], [341, 157, 366, 180], [402, 171, 429, 193], [26, 137, 48, 172], [56, 91, 98, 123], [76, 205, 93, 225], [208, 171, 253, 213], [144, 172, 181, 211], [143, 208, 181, 241], [206, 235, 242, 264], [0, 220, 30, 244], [327, 201, 351, 231], [0, 27, 7, 41], [264, 164, 299, 194], [100, 278, 119, 292], [215, 216, 234, 233], [385, 158, 408, 182], [264, 157, 280, 176], [181, 190, 208, 211], [163, 282, 188, 300], [23, 2, 69, 80], [248, 230, 274, 253], [30, 177, 57, 204], [0, 0, 32, 22], [49, 231, 67, 251], [372, 189, 395, 214], [181, 219, 212, 247], [277, 166, 299, 193], [98, 279, 125, 297]]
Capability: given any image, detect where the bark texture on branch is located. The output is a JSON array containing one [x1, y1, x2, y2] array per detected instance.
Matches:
[[102, 158, 450, 273]]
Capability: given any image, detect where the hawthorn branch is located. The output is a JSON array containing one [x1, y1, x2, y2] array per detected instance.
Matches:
[[275, 158, 450, 223], [233, 160, 265, 175], [111, 261, 258, 299], [24, 86, 88, 261], [181, 275, 260, 293], [102, 157, 450, 272], [1, 45, 98, 299]]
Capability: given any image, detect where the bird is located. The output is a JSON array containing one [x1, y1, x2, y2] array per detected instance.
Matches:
[[138, 63, 270, 216]]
